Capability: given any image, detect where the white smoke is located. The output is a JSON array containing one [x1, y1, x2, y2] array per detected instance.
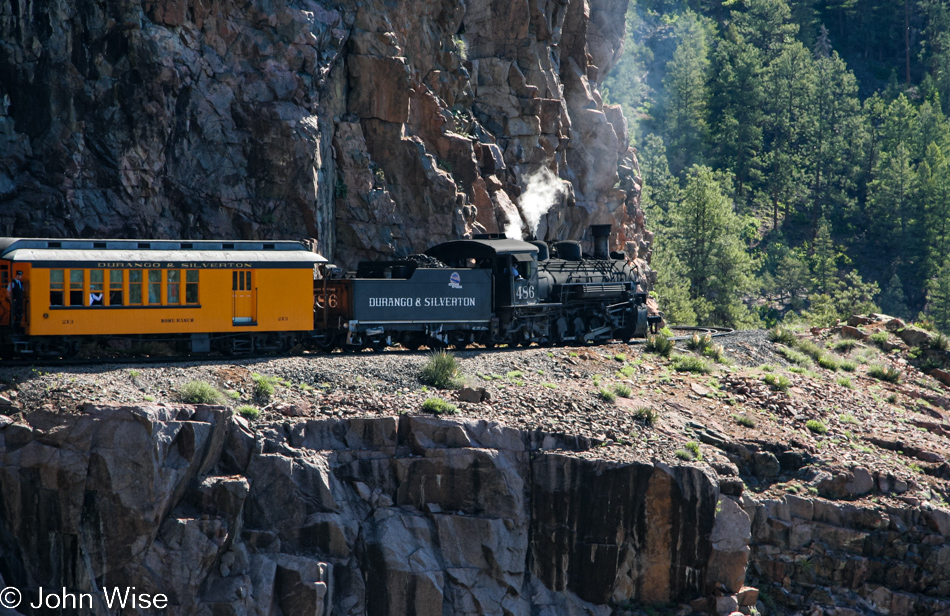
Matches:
[[504, 167, 567, 240]]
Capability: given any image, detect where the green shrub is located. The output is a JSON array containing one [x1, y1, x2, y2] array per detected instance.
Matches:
[[598, 388, 617, 403], [659, 326, 675, 337], [839, 360, 857, 372], [634, 406, 659, 426], [237, 405, 260, 420], [252, 373, 278, 401], [869, 331, 889, 347], [506, 370, 524, 379], [672, 354, 712, 373], [733, 413, 756, 428], [619, 364, 636, 377], [704, 343, 727, 363], [645, 334, 674, 357], [614, 383, 633, 398], [143, 395, 155, 402], [675, 441, 703, 462], [806, 419, 828, 434], [180, 381, 223, 404], [817, 354, 840, 371], [421, 350, 462, 389], [832, 339, 859, 352], [768, 327, 798, 346], [932, 332, 950, 351], [421, 397, 458, 415], [776, 346, 811, 365], [868, 364, 902, 383], [840, 413, 858, 424], [687, 333, 713, 353], [763, 373, 790, 392], [614, 353, 627, 361], [836, 376, 853, 389], [796, 339, 825, 361], [886, 393, 898, 404], [685, 441, 702, 460]]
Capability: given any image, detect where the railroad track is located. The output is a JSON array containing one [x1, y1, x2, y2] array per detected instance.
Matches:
[[0, 327, 737, 367]]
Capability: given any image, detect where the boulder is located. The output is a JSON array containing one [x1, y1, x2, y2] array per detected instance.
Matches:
[[707, 496, 752, 593], [896, 326, 936, 349]]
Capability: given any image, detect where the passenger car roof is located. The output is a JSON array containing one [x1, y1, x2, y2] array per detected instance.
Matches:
[[0, 238, 327, 267]]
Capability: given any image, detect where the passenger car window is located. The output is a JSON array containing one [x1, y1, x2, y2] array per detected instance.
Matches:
[[109, 270, 123, 305], [89, 270, 104, 306], [185, 271, 198, 304], [148, 270, 161, 305], [50, 269, 64, 306], [167, 270, 180, 304], [69, 270, 84, 306], [130, 270, 143, 304]]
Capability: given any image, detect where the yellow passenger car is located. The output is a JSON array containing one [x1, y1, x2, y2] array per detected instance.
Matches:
[[0, 238, 326, 355]]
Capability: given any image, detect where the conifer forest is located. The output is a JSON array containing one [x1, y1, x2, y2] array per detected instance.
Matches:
[[604, 0, 950, 332]]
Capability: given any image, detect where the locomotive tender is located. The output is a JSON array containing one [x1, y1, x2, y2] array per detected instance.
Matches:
[[0, 225, 651, 357]]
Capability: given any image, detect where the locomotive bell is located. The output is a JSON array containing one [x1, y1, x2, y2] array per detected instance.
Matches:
[[590, 224, 612, 260]]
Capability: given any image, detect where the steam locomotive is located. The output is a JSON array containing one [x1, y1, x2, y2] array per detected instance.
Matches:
[[0, 225, 653, 357]]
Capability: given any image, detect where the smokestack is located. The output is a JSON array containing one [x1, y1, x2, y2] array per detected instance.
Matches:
[[590, 224, 612, 260]]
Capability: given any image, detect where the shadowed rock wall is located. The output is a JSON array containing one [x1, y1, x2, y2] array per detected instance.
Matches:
[[0, 406, 733, 615], [0, 0, 650, 270]]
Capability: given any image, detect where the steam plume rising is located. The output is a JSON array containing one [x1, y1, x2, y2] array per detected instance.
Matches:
[[504, 167, 567, 239]]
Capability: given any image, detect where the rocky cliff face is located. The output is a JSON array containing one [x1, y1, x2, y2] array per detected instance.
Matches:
[[0, 405, 743, 615], [0, 0, 649, 269]]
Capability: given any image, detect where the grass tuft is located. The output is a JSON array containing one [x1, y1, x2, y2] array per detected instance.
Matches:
[[252, 373, 279, 401], [634, 406, 659, 426], [817, 354, 840, 371], [421, 397, 458, 415], [763, 373, 791, 392], [614, 383, 633, 398], [421, 350, 463, 389], [776, 346, 811, 365], [687, 333, 713, 353], [733, 413, 756, 428], [832, 339, 859, 352], [671, 354, 712, 374], [237, 405, 260, 420], [645, 334, 674, 357], [768, 327, 798, 346], [598, 388, 617, 403], [806, 419, 828, 434], [868, 364, 902, 383], [180, 381, 223, 404], [836, 376, 853, 389]]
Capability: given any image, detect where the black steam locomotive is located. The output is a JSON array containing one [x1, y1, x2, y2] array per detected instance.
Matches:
[[317, 224, 653, 351]]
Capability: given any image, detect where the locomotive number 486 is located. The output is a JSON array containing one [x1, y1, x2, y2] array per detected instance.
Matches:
[[515, 284, 536, 300]]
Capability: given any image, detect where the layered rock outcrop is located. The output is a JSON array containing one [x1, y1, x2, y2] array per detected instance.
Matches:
[[747, 494, 950, 615], [0, 0, 649, 269], [0, 405, 739, 615]]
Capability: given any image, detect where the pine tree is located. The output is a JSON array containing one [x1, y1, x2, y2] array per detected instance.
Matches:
[[810, 217, 836, 296], [761, 41, 816, 228], [662, 11, 712, 174], [879, 273, 911, 319], [668, 165, 756, 327], [707, 31, 765, 204], [926, 258, 950, 333]]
